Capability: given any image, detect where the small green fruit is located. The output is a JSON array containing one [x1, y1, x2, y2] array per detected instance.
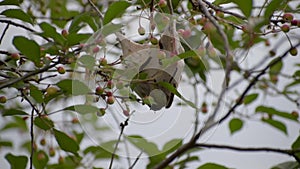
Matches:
[[150, 36, 158, 45], [0, 96, 7, 103], [46, 87, 58, 95], [95, 86, 104, 95], [107, 96, 115, 104], [289, 47, 298, 56], [158, 0, 167, 7], [283, 13, 293, 22], [281, 24, 290, 32], [11, 53, 20, 60], [49, 147, 56, 157], [107, 80, 114, 89], [40, 138, 46, 146], [92, 46, 100, 53], [99, 58, 107, 66], [57, 66, 65, 74], [138, 27, 146, 35]]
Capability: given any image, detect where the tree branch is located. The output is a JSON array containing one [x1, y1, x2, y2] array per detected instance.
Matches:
[[0, 63, 58, 90], [0, 19, 51, 42], [153, 42, 300, 169], [196, 143, 300, 162]]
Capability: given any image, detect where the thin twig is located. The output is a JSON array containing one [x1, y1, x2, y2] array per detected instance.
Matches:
[[196, 0, 233, 124], [87, 0, 104, 21], [153, 41, 300, 169], [29, 108, 34, 169], [0, 19, 50, 42], [195, 143, 300, 162], [0, 23, 9, 44], [0, 62, 58, 89], [108, 118, 129, 169], [129, 150, 143, 169]]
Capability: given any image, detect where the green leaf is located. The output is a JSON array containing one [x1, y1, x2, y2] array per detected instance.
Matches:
[[13, 36, 40, 64], [30, 85, 44, 103], [2, 109, 28, 116], [0, 141, 13, 148], [231, 0, 252, 17], [261, 118, 287, 135], [5, 153, 28, 169], [197, 163, 229, 169], [243, 93, 258, 105], [1, 9, 33, 24], [64, 104, 99, 115], [57, 79, 90, 96], [271, 161, 300, 169], [158, 82, 198, 109], [0, 0, 20, 6], [162, 139, 182, 155], [127, 135, 160, 156], [34, 117, 54, 130], [256, 106, 298, 121], [292, 135, 300, 149], [39, 22, 65, 45], [103, 1, 131, 25], [292, 70, 300, 79], [291, 135, 300, 164], [53, 128, 79, 154], [229, 118, 243, 134], [101, 23, 123, 37], [69, 13, 98, 33], [269, 59, 283, 77], [66, 33, 91, 46], [33, 150, 49, 169], [78, 55, 96, 70], [264, 0, 286, 19]]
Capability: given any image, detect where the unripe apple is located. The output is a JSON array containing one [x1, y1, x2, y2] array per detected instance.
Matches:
[[95, 86, 104, 95], [289, 47, 298, 56], [11, 53, 20, 60], [40, 138, 46, 146], [98, 108, 106, 116], [107, 96, 115, 104], [61, 29, 68, 37], [281, 24, 290, 32], [92, 46, 100, 53], [99, 57, 107, 66], [157, 50, 166, 59], [58, 156, 64, 164], [150, 36, 158, 45], [201, 102, 208, 113], [158, 0, 167, 8], [182, 29, 191, 38], [57, 66, 65, 74], [282, 13, 293, 22], [291, 20, 298, 26], [138, 26, 146, 35], [291, 111, 299, 118], [107, 80, 114, 89], [0, 96, 7, 103], [71, 118, 79, 124], [106, 91, 113, 97], [269, 50, 276, 57], [49, 147, 56, 157], [46, 87, 58, 95], [216, 11, 224, 18]]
